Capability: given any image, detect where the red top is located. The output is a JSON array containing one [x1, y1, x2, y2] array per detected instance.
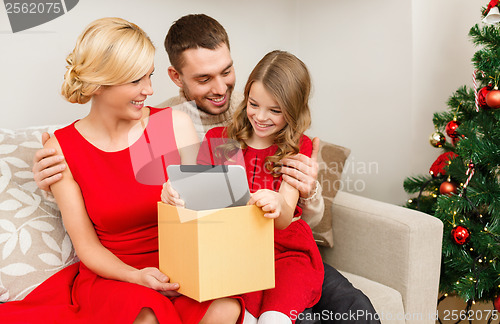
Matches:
[[198, 127, 323, 321], [198, 126, 312, 216], [56, 107, 180, 260]]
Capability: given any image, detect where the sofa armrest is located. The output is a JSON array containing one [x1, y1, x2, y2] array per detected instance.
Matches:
[[320, 191, 443, 322]]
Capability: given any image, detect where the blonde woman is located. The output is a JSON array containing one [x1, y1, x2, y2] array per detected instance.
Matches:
[[0, 17, 242, 324]]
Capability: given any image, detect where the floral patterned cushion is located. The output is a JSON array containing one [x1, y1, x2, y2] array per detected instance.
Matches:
[[0, 126, 77, 302]]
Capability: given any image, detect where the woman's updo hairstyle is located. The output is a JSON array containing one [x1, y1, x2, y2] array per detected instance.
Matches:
[[61, 17, 155, 104]]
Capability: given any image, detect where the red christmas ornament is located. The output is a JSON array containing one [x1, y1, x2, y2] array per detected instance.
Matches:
[[445, 119, 461, 145], [445, 120, 460, 139], [440, 180, 458, 196], [494, 295, 500, 312], [429, 152, 458, 177], [478, 86, 492, 109], [451, 226, 470, 245], [485, 87, 500, 109]]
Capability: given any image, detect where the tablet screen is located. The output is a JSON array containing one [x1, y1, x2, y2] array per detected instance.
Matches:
[[167, 165, 250, 211]]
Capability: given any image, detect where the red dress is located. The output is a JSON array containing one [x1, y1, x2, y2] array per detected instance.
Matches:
[[0, 108, 234, 323], [199, 127, 324, 322]]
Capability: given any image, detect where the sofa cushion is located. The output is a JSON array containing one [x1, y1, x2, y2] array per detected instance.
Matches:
[[340, 270, 405, 324], [0, 126, 77, 302], [312, 141, 350, 247]]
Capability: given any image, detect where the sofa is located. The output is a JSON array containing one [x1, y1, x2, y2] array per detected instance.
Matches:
[[0, 125, 443, 323]]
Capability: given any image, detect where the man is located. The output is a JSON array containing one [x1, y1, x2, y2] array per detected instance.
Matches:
[[32, 14, 379, 324]]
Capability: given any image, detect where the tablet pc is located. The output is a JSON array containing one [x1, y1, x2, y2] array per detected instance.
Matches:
[[166, 165, 251, 211]]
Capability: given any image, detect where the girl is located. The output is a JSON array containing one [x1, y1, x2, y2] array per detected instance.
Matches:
[[0, 17, 242, 324], [162, 50, 324, 324]]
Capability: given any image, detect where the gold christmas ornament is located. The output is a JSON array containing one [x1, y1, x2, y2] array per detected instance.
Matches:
[[429, 131, 446, 148]]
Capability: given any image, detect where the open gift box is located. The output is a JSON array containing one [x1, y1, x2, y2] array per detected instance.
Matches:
[[157, 203, 275, 302]]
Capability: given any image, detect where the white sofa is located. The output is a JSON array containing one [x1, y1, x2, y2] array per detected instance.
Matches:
[[0, 126, 443, 323]]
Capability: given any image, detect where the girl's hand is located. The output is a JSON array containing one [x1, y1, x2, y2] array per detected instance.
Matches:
[[161, 180, 185, 207], [247, 189, 283, 219], [132, 267, 181, 297]]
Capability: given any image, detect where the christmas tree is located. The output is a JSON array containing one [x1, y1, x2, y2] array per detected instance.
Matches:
[[403, 1, 500, 318]]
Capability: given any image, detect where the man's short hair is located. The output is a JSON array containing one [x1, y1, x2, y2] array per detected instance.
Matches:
[[164, 14, 230, 72]]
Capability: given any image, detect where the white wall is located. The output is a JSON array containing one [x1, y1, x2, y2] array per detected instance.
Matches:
[[410, 0, 482, 187], [0, 0, 484, 204], [296, 0, 482, 204], [0, 0, 298, 128], [298, 0, 413, 204]]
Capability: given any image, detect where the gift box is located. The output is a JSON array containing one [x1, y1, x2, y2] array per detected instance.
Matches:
[[157, 203, 275, 302]]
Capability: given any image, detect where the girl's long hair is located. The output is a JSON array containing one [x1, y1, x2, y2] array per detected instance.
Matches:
[[226, 50, 312, 176]]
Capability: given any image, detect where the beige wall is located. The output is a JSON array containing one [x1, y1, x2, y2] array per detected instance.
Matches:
[[0, 0, 484, 205]]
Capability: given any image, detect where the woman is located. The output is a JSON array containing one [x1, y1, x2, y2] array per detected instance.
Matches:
[[0, 17, 242, 324]]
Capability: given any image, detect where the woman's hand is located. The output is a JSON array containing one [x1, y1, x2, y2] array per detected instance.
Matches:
[[247, 189, 284, 219], [132, 267, 181, 297], [161, 180, 185, 207]]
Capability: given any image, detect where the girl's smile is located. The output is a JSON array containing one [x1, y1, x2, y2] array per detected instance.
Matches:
[[246, 81, 286, 148]]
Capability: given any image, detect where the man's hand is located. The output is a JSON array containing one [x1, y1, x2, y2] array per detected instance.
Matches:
[[280, 137, 320, 198], [33, 132, 66, 192]]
